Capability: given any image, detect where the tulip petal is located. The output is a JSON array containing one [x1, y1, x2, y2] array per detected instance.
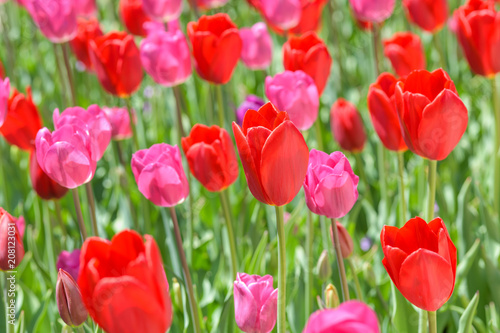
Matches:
[[137, 163, 186, 207], [234, 280, 260, 332], [186, 142, 226, 191], [259, 288, 278, 333], [394, 217, 438, 254], [313, 170, 358, 219], [382, 245, 407, 287]]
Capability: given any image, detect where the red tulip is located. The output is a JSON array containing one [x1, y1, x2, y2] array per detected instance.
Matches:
[[453, 0, 500, 77], [383, 32, 426, 78], [119, 0, 152, 37], [78, 230, 173, 333], [56, 269, 88, 327], [232, 102, 309, 206], [402, 0, 448, 32], [29, 150, 69, 200], [266, 0, 328, 36], [283, 31, 332, 95], [89, 32, 143, 97], [0, 87, 42, 151], [330, 98, 366, 153], [187, 14, 242, 84], [381, 217, 457, 311], [394, 69, 468, 160], [367, 72, 407, 152], [182, 124, 239, 192], [0, 208, 25, 271], [69, 18, 103, 71]]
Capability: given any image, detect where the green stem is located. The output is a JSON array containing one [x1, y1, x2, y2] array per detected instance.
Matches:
[[314, 120, 324, 152], [42, 200, 56, 280], [419, 311, 428, 333], [84, 183, 98, 237], [372, 23, 382, 77], [378, 144, 389, 216], [220, 190, 238, 280], [432, 33, 446, 70], [53, 44, 70, 107], [427, 160, 437, 221], [347, 259, 363, 302], [491, 77, 500, 214], [275, 206, 287, 333], [397, 152, 407, 227], [125, 98, 139, 150], [428, 311, 437, 333], [169, 207, 202, 333], [71, 189, 88, 240], [306, 210, 314, 317], [61, 43, 76, 105], [54, 200, 67, 240], [215, 84, 225, 128], [330, 219, 350, 301], [354, 153, 373, 203]]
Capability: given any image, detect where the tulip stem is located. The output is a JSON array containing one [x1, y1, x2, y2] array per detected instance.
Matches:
[[275, 205, 287, 333], [306, 210, 314, 317], [354, 153, 372, 203], [330, 219, 350, 302], [432, 33, 446, 70], [84, 183, 98, 237], [61, 43, 77, 106], [71, 189, 88, 240], [491, 77, 500, 214], [168, 207, 202, 333], [397, 152, 407, 227], [377, 144, 389, 215], [314, 120, 324, 151], [347, 259, 363, 302], [215, 84, 225, 128], [54, 200, 67, 240], [220, 190, 238, 280], [125, 97, 139, 150], [371, 23, 382, 77], [427, 160, 437, 221], [53, 44, 70, 107], [428, 311, 437, 333]]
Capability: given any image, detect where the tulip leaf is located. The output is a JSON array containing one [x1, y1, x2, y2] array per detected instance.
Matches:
[[0, 273, 5, 333], [27, 289, 52, 333], [455, 239, 481, 290], [391, 284, 418, 333], [457, 292, 480, 333], [472, 182, 500, 242], [456, 178, 473, 258], [15, 310, 24, 333], [248, 230, 269, 274], [481, 248, 500, 309], [214, 295, 234, 333]]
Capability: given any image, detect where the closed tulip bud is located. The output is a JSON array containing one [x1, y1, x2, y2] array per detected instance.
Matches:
[[316, 250, 331, 281], [172, 277, 183, 312], [235, 95, 265, 126], [260, 0, 301, 30], [349, 0, 395, 23], [265, 70, 319, 131], [69, 18, 103, 71], [56, 249, 81, 282], [142, 0, 182, 21], [119, 0, 153, 37], [383, 32, 426, 78], [29, 0, 77, 43], [56, 269, 88, 327], [0, 208, 25, 271], [102, 107, 135, 141], [240, 22, 273, 70], [324, 283, 339, 308], [29, 150, 69, 200], [330, 98, 367, 153], [0, 77, 9, 127], [403, 0, 448, 32], [330, 221, 354, 258]]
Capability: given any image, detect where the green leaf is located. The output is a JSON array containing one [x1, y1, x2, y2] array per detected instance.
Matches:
[[455, 239, 481, 290], [458, 292, 480, 333], [27, 289, 52, 333], [391, 284, 418, 333]]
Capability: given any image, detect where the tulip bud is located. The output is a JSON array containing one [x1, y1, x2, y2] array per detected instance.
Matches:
[[325, 284, 339, 308], [315, 250, 331, 281], [56, 269, 88, 327], [330, 221, 354, 258], [172, 277, 183, 312]]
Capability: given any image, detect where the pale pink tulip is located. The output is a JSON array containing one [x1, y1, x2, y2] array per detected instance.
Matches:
[[196, 0, 228, 10], [142, 0, 182, 21], [75, 0, 97, 17], [349, 0, 395, 23], [102, 107, 134, 141], [29, 0, 78, 43], [0, 78, 9, 127], [240, 22, 273, 70], [261, 0, 301, 30]]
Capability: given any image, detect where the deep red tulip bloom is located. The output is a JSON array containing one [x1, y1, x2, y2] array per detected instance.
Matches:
[[395, 69, 468, 160], [119, 0, 152, 37], [182, 124, 239, 192], [0, 87, 42, 151], [89, 32, 143, 97], [403, 0, 448, 32], [69, 18, 103, 71], [330, 98, 367, 153], [367, 72, 407, 152], [0, 208, 25, 271], [187, 14, 242, 85], [383, 32, 426, 78], [232, 102, 309, 206], [283, 32, 332, 95], [453, 0, 500, 77], [29, 150, 68, 200], [381, 217, 457, 311], [78, 230, 173, 333]]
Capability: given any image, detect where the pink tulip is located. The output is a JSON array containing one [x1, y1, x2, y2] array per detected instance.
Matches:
[[29, 0, 78, 43], [240, 22, 272, 70], [234, 273, 278, 333], [0, 208, 25, 271], [0, 78, 9, 127], [131, 143, 189, 207], [303, 301, 380, 333], [142, 0, 182, 21], [303, 149, 359, 219], [349, 0, 395, 23], [265, 70, 319, 131], [102, 107, 134, 141], [56, 249, 81, 281], [197, 0, 228, 10], [75, 0, 97, 17], [35, 125, 96, 189], [140, 23, 192, 87], [260, 0, 302, 30], [53, 105, 111, 161]]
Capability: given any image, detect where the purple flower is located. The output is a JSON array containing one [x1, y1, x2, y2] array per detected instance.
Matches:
[[56, 249, 81, 281], [235, 95, 265, 126]]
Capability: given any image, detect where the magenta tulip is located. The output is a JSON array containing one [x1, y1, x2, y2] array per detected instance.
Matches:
[[142, 0, 182, 21], [240, 22, 273, 70], [303, 149, 359, 219], [29, 0, 77, 43], [56, 249, 81, 281], [265, 70, 319, 131], [131, 143, 189, 207], [140, 23, 192, 87], [349, 0, 395, 23], [0, 78, 9, 127], [234, 273, 278, 333], [102, 107, 134, 141], [261, 0, 302, 30], [75, 0, 97, 17]]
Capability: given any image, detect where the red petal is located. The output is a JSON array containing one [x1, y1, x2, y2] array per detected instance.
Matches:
[[382, 245, 408, 287], [395, 217, 438, 254]]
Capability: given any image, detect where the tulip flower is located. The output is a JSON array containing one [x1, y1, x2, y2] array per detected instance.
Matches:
[[402, 0, 448, 32], [0, 208, 25, 271], [234, 273, 278, 333], [240, 22, 273, 70], [140, 23, 192, 87], [69, 18, 103, 70], [103, 107, 134, 140], [187, 14, 242, 84], [89, 32, 143, 97], [0, 60, 4, 79], [303, 301, 380, 333], [260, 0, 302, 30], [181, 124, 239, 192], [383, 32, 426, 78], [196, 0, 228, 10], [75, 0, 97, 17], [283, 32, 332, 95], [35, 125, 96, 189], [56, 249, 81, 281], [29, 0, 77, 43], [0, 77, 9, 127], [381, 217, 457, 311], [330, 98, 367, 153], [265, 70, 319, 131], [349, 0, 395, 23], [453, 0, 500, 77], [286, 0, 328, 35], [119, 0, 153, 37], [142, 0, 182, 21], [303, 150, 359, 219], [394, 69, 468, 160], [367, 72, 407, 152], [236, 95, 265, 126], [0, 87, 42, 151], [232, 102, 309, 206], [131, 143, 189, 207], [78, 230, 173, 333], [56, 269, 88, 327], [29, 150, 69, 200], [330, 221, 354, 258]]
